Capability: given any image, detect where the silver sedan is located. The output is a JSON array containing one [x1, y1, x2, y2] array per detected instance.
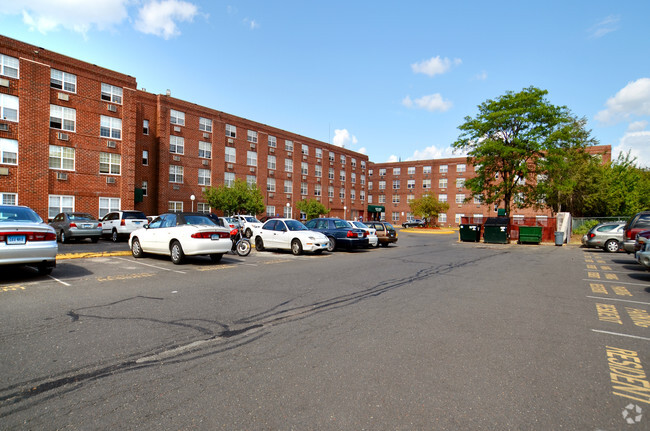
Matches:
[[582, 222, 625, 252]]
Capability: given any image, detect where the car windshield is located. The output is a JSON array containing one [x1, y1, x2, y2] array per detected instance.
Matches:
[[385, 223, 395, 230], [0, 206, 43, 223], [245, 216, 260, 223], [123, 211, 147, 219], [182, 215, 216, 225], [352, 221, 368, 229], [334, 220, 350, 229], [285, 220, 308, 231], [70, 213, 95, 221]]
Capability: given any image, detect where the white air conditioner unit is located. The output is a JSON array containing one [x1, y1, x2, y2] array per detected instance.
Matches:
[[107, 141, 116, 148], [0, 78, 9, 88], [173, 185, 180, 190], [173, 156, 181, 161], [0, 123, 8, 131], [227, 163, 234, 169], [250, 143, 256, 149], [269, 170, 274, 176], [250, 167, 256, 173], [287, 173, 292, 178], [174, 126, 181, 132], [202, 160, 209, 166], [287, 152, 292, 157], [316, 178, 320, 183], [302, 175, 306, 180], [269, 148, 275, 153], [57, 132, 69, 141], [302, 155, 307, 161], [269, 193, 274, 198], [107, 104, 117, 112], [106, 177, 116, 184], [228, 138, 234, 144], [58, 93, 69, 101], [203, 133, 210, 139], [56, 172, 68, 180]]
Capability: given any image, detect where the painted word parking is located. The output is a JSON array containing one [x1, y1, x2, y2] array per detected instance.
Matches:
[[584, 249, 650, 426]]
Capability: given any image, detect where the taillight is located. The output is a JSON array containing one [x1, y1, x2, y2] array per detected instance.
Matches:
[[98, 222, 102, 227], [588, 233, 595, 239], [191, 231, 231, 239], [347, 230, 357, 238], [69, 222, 77, 228], [627, 230, 633, 240], [0, 231, 57, 241], [121, 219, 126, 226]]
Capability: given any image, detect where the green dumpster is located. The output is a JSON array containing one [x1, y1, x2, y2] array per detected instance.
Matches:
[[483, 217, 509, 244], [459, 224, 481, 242], [518, 226, 543, 244]]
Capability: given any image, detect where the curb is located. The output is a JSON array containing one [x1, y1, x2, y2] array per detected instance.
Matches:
[[57, 251, 132, 260]]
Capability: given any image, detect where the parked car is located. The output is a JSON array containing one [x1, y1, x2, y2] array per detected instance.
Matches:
[[636, 240, 650, 270], [581, 222, 625, 252], [234, 215, 263, 238], [50, 212, 102, 243], [348, 220, 378, 247], [303, 217, 369, 252], [402, 219, 425, 228], [622, 211, 650, 253], [101, 210, 149, 242], [0, 205, 57, 274], [129, 212, 231, 264], [253, 218, 329, 255], [365, 221, 398, 247], [633, 230, 650, 254]]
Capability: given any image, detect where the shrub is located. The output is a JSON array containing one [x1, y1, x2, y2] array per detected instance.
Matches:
[[574, 219, 600, 236]]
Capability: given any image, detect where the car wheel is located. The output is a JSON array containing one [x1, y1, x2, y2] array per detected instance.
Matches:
[[291, 239, 303, 256], [91, 237, 99, 243], [59, 230, 68, 243], [210, 253, 223, 263], [245, 228, 253, 238], [255, 236, 264, 251], [36, 263, 53, 275], [111, 229, 119, 243], [605, 239, 620, 253], [170, 240, 185, 264], [131, 238, 144, 258], [326, 237, 336, 252]]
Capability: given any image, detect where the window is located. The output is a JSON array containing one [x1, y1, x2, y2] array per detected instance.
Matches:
[[438, 213, 447, 224], [301, 182, 308, 195], [100, 116, 122, 140], [199, 117, 212, 132], [329, 151, 335, 162], [143, 119, 149, 135], [315, 164, 322, 177], [360, 190, 365, 201], [197, 203, 210, 213], [407, 179, 415, 189], [392, 212, 400, 222], [351, 173, 356, 184], [316, 148, 322, 159], [407, 194, 415, 203], [378, 194, 386, 203], [267, 178, 276, 192], [439, 178, 447, 188], [473, 195, 482, 204], [169, 165, 183, 183], [361, 175, 365, 185], [328, 186, 334, 198], [378, 180, 386, 190], [392, 195, 400, 204], [301, 162, 308, 175], [408, 166, 415, 175], [328, 167, 334, 180], [285, 158, 293, 172], [302, 144, 308, 155], [314, 184, 321, 196], [97, 197, 119, 218], [285, 140, 293, 151], [268, 155, 276, 170], [473, 214, 484, 224], [1, 94, 18, 122], [455, 213, 464, 224], [169, 201, 183, 212], [49, 145, 75, 170], [1, 192, 17, 205], [49, 195, 74, 219], [224, 172, 235, 187], [339, 188, 345, 199], [393, 167, 401, 175], [351, 189, 356, 200], [423, 179, 431, 189], [50, 69, 76, 92], [379, 168, 386, 176], [284, 180, 293, 194], [351, 158, 357, 167], [266, 206, 275, 217], [225, 147, 236, 163], [101, 83, 123, 104], [100, 152, 121, 175], [368, 194, 373, 204], [0, 54, 19, 78], [439, 194, 447, 203], [457, 164, 466, 173], [170, 136, 184, 154], [170, 109, 185, 126], [226, 124, 236, 138], [439, 165, 448, 173], [0, 138, 18, 165], [456, 178, 465, 188], [141, 180, 148, 197], [268, 136, 277, 148], [50, 105, 75, 131], [199, 141, 211, 159], [247, 130, 258, 143], [455, 194, 465, 204], [361, 161, 366, 169], [198, 169, 211, 186], [247, 151, 257, 167], [340, 154, 346, 164], [392, 180, 400, 189], [340, 170, 346, 182]]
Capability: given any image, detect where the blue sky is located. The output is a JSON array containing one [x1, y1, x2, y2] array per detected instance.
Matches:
[[2, 1, 649, 167]]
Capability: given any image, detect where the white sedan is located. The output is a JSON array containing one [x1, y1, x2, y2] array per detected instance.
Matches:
[[348, 220, 378, 247], [129, 213, 232, 264], [253, 218, 329, 255]]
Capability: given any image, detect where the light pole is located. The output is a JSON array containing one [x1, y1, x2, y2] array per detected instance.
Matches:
[[190, 194, 195, 212], [344, 205, 347, 219]]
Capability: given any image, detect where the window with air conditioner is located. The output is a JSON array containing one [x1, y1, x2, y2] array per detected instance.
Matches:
[[49, 145, 75, 170]]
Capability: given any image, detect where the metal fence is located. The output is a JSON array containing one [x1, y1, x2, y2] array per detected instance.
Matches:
[[572, 216, 628, 231]]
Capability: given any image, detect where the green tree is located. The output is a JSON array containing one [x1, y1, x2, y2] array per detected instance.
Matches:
[[453, 86, 596, 217], [296, 199, 330, 220], [409, 194, 449, 226], [203, 179, 265, 216]]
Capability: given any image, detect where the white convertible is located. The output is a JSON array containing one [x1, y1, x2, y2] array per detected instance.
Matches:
[[129, 213, 231, 264], [254, 218, 329, 255]]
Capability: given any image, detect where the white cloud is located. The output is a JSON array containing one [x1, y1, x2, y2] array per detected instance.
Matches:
[[474, 70, 488, 81], [588, 15, 620, 39], [357, 147, 367, 155], [402, 94, 452, 112], [595, 78, 650, 124], [628, 120, 648, 132], [332, 129, 357, 148], [386, 145, 466, 163], [135, 0, 198, 39], [613, 131, 650, 168], [411, 56, 461, 77], [243, 18, 259, 29], [386, 155, 399, 163]]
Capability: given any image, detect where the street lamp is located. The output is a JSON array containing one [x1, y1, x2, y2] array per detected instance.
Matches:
[[344, 205, 347, 219], [286, 202, 291, 219], [190, 194, 195, 212]]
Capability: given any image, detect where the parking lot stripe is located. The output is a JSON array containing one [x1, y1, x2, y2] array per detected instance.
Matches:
[[583, 279, 650, 287], [592, 330, 650, 342], [47, 274, 70, 286], [587, 296, 650, 306], [114, 256, 186, 274]]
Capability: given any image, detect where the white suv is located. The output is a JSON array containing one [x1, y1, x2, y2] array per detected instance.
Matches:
[[101, 210, 148, 242], [234, 215, 263, 238]]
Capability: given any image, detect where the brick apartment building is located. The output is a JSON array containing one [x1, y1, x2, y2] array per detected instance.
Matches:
[[0, 35, 611, 226]]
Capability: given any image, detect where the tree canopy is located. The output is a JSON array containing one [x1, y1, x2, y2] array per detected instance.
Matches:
[[408, 194, 450, 226], [295, 199, 330, 221], [452, 86, 596, 217], [203, 179, 265, 216]]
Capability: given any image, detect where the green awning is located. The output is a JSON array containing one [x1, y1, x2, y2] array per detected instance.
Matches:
[[367, 205, 385, 213]]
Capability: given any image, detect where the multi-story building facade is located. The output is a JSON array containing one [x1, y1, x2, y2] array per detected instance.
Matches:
[[0, 35, 611, 226]]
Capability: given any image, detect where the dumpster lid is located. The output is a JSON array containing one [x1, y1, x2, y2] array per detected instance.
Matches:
[[484, 217, 509, 226]]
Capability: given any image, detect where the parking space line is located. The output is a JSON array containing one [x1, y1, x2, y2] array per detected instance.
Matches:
[[592, 330, 650, 342], [583, 279, 650, 287], [587, 296, 650, 306], [47, 274, 71, 286], [114, 256, 186, 274]]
